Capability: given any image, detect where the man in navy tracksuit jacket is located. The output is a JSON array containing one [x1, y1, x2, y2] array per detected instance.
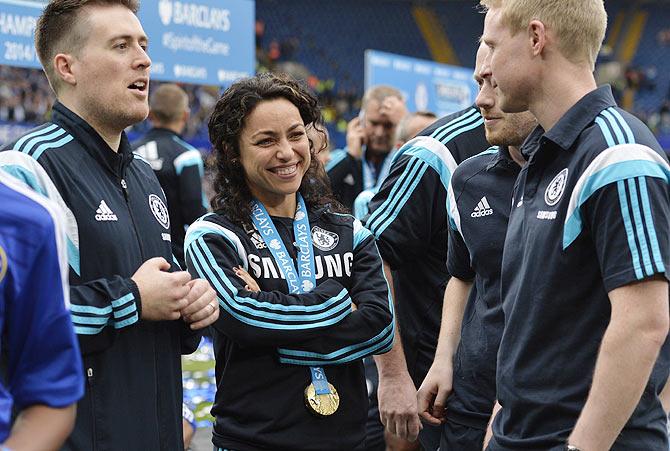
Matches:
[[0, 1, 218, 449]]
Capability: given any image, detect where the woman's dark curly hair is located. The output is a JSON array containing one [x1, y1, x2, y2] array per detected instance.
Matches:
[[208, 72, 342, 225]]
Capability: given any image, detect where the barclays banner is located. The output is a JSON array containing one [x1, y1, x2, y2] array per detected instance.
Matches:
[[0, 0, 254, 86], [138, 0, 255, 86], [364, 50, 477, 117]]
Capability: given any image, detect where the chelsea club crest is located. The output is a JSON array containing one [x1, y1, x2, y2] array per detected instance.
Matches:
[[311, 226, 339, 252], [545, 168, 569, 206], [149, 194, 170, 230]]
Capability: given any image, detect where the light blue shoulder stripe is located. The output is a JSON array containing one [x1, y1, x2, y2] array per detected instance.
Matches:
[[353, 226, 373, 248], [430, 108, 478, 142], [325, 149, 348, 172], [617, 180, 643, 279], [607, 108, 635, 144], [32, 135, 74, 160], [637, 177, 665, 272], [562, 160, 670, 248], [12, 123, 58, 151], [20, 128, 67, 155], [594, 117, 615, 148], [366, 159, 428, 236], [459, 146, 499, 165], [437, 115, 484, 144], [600, 109, 626, 145], [173, 136, 199, 152], [626, 178, 654, 276]]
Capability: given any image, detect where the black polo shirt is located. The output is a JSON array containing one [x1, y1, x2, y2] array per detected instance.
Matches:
[[445, 146, 521, 430], [491, 86, 670, 451], [365, 106, 489, 385]]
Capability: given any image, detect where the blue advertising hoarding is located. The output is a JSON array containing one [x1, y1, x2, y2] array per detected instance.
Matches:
[[0, 0, 42, 69], [0, 0, 255, 86], [138, 0, 254, 86], [364, 49, 477, 116]]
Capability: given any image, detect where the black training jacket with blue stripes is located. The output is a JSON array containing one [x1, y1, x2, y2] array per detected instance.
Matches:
[[365, 106, 490, 387], [0, 102, 200, 451], [185, 207, 394, 451]]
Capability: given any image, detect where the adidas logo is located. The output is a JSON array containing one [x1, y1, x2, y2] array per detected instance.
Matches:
[[95, 200, 118, 221], [471, 196, 494, 218]]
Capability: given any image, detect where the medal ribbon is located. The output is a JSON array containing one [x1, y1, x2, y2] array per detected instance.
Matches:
[[250, 193, 331, 396]]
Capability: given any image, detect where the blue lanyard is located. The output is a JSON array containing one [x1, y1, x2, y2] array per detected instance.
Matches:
[[250, 194, 331, 395], [362, 147, 396, 191]]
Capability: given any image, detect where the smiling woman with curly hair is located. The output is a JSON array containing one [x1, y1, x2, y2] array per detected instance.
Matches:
[[184, 72, 395, 450]]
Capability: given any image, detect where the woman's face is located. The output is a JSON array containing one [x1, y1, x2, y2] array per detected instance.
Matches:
[[238, 98, 311, 205]]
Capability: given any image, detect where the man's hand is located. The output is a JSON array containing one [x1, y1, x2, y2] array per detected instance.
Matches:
[[380, 96, 408, 127], [346, 116, 366, 159], [181, 279, 219, 330], [132, 257, 191, 321], [378, 371, 422, 442], [417, 361, 453, 426]]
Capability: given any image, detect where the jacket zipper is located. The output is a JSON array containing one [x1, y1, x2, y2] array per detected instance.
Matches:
[[120, 178, 146, 261], [87, 367, 97, 451]]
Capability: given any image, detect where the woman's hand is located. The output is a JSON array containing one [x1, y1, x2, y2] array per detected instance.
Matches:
[[234, 266, 260, 292]]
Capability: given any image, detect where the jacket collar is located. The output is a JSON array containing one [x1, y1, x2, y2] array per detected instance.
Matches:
[[52, 102, 134, 177]]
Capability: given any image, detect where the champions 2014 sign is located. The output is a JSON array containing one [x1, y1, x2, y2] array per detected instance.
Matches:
[[365, 50, 478, 116], [0, 0, 254, 86]]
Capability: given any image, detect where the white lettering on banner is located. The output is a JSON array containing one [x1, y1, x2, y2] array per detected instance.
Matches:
[[162, 32, 230, 56], [3, 41, 35, 62], [151, 62, 165, 75], [0, 13, 36, 37], [173, 64, 207, 80], [158, 0, 231, 31], [218, 69, 250, 83]]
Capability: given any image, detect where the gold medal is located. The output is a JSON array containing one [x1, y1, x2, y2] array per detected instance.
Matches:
[[304, 382, 340, 417]]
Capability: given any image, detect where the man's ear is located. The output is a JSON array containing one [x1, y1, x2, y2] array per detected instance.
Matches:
[[528, 19, 547, 58], [53, 53, 77, 86]]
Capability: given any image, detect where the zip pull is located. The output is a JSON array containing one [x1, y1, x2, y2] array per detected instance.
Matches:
[[120, 179, 127, 189], [87, 367, 94, 378]]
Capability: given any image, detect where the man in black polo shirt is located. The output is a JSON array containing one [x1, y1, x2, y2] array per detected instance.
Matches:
[[480, 1, 670, 450], [416, 43, 536, 451], [366, 103, 490, 448]]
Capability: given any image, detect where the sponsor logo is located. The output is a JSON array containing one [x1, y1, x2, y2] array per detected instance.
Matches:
[[149, 194, 170, 230], [536, 210, 558, 220], [269, 239, 282, 250], [471, 196, 494, 218], [343, 174, 355, 186], [95, 200, 118, 221], [311, 227, 339, 251], [248, 252, 354, 280], [159, 0, 173, 26], [161, 233, 172, 242], [0, 245, 7, 283], [545, 168, 569, 206]]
